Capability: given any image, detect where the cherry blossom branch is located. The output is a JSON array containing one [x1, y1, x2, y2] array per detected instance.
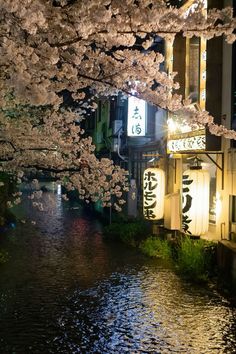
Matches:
[[50, 24, 235, 48], [0, 140, 58, 153], [0, 140, 17, 152], [77, 72, 137, 99], [16, 165, 82, 173]]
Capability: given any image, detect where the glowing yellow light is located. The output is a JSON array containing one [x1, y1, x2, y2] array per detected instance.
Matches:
[[182, 168, 210, 236], [167, 118, 177, 133], [215, 192, 222, 217], [180, 125, 192, 133], [143, 168, 165, 220]]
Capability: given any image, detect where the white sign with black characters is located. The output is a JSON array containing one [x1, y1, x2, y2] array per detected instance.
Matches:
[[182, 169, 210, 236], [143, 168, 165, 220], [168, 135, 206, 153], [127, 96, 146, 137]]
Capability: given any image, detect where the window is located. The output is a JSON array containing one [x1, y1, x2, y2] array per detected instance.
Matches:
[[231, 38, 236, 147], [231, 0, 236, 146], [188, 37, 200, 103], [109, 99, 117, 128], [98, 101, 102, 122], [230, 195, 236, 223]]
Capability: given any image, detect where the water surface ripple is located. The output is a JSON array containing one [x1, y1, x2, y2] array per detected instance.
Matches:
[[0, 192, 235, 353]]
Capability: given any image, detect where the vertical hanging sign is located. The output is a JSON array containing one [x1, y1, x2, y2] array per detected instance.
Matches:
[[143, 168, 165, 220], [127, 96, 146, 136], [182, 168, 210, 236], [128, 179, 138, 218]]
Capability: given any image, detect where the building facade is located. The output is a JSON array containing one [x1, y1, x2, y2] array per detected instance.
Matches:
[[89, 0, 236, 242]]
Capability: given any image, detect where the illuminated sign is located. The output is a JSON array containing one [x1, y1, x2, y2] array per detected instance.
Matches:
[[127, 96, 146, 136], [167, 134, 206, 153], [182, 168, 210, 236], [143, 168, 165, 220], [167, 111, 206, 153]]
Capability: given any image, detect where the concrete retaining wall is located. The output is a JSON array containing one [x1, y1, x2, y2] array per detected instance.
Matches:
[[217, 241, 236, 293]]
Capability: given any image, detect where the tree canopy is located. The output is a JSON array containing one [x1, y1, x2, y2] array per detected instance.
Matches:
[[0, 0, 235, 209]]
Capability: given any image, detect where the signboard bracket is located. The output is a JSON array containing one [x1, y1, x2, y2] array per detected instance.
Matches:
[[205, 152, 224, 190]]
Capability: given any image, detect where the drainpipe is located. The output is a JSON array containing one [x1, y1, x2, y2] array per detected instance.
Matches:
[[117, 128, 128, 162]]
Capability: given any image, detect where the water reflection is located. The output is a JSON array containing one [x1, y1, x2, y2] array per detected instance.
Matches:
[[0, 189, 235, 353], [51, 269, 236, 353]]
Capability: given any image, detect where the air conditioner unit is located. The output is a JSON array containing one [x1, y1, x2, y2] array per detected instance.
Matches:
[[112, 120, 123, 136]]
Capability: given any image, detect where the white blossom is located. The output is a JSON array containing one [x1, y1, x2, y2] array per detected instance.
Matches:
[[0, 0, 235, 213]]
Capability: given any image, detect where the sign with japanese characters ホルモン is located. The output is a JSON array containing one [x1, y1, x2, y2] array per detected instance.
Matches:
[[143, 168, 165, 220]]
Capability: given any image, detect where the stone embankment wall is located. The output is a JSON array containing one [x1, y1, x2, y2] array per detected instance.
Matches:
[[217, 241, 236, 293]]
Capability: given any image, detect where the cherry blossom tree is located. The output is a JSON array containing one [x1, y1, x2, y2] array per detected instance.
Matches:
[[0, 106, 128, 211], [0, 0, 235, 210]]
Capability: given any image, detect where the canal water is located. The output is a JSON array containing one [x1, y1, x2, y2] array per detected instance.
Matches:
[[0, 190, 236, 353]]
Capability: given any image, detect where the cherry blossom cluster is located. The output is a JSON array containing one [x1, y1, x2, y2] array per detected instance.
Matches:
[[0, 0, 235, 136], [0, 0, 236, 210], [0, 108, 129, 208]]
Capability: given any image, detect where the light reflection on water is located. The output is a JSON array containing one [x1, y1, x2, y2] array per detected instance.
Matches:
[[0, 189, 235, 353]]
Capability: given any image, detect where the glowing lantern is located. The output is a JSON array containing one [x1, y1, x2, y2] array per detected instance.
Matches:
[[143, 168, 165, 220], [182, 167, 210, 236]]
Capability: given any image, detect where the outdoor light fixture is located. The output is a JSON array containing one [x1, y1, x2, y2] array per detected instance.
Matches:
[[57, 183, 61, 195], [167, 108, 206, 154], [143, 167, 165, 220], [182, 160, 210, 236]]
